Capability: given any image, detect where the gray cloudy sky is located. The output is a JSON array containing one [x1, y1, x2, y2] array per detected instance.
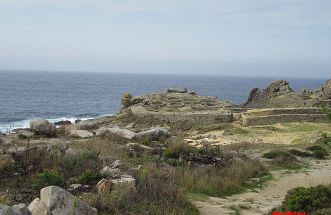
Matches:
[[0, 0, 331, 77]]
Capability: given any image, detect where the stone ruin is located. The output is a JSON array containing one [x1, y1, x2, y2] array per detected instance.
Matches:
[[120, 79, 331, 127]]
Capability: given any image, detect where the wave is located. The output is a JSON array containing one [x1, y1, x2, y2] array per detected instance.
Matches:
[[0, 114, 113, 133]]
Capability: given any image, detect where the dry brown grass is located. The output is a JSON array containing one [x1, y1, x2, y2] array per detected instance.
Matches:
[[82, 165, 199, 215]]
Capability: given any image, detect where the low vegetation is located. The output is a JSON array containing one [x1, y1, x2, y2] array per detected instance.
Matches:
[[83, 166, 199, 215], [262, 150, 303, 169], [32, 169, 65, 190], [280, 184, 331, 214], [306, 145, 329, 159]]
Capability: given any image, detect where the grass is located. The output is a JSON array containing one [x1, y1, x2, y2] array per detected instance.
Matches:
[[177, 158, 269, 197], [263, 150, 304, 170], [82, 165, 199, 215]]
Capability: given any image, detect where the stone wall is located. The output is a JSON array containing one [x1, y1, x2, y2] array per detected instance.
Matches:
[[241, 110, 328, 127], [241, 107, 328, 126], [130, 106, 233, 124], [244, 108, 323, 117]]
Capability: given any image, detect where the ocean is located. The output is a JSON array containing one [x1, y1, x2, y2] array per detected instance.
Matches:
[[0, 71, 326, 133]]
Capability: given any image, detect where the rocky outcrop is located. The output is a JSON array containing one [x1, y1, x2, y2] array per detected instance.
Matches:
[[111, 174, 136, 189], [96, 126, 137, 140], [96, 179, 113, 193], [0, 204, 32, 215], [165, 88, 188, 93], [135, 127, 172, 141], [54, 120, 72, 126], [69, 130, 94, 138], [30, 119, 56, 136], [28, 198, 49, 215], [39, 186, 97, 215], [12, 204, 31, 215], [244, 79, 331, 108]]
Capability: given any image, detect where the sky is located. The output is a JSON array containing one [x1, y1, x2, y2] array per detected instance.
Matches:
[[0, 0, 331, 78]]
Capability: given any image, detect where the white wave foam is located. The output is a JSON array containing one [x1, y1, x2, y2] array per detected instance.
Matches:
[[0, 114, 113, 133]]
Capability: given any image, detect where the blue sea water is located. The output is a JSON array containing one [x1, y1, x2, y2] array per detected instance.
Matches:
[[0, 71, 326, 132]]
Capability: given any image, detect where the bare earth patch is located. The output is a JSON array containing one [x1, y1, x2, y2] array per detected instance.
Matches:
[[193, 159, 331, 215]]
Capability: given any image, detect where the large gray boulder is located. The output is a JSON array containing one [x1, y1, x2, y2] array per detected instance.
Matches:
[[135, 127, 172, 141], [28, 198, 49, 215], [40, 186, 97, 215], [96, 126, 137, 140], [69, 130, 94, 138], [30, 119, 56, 136], [0, 204, 21, 215], [12, 204, 31, 215], [75, 120, 99, 130]]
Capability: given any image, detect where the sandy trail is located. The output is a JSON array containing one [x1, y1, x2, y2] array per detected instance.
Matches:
[[193, 159, 331, 215]]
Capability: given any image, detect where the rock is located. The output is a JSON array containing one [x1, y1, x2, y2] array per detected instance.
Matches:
[[76, 120, 99, 130], [135, 127, 171, 141], [111, 160, 123, 168], [100, 166, 121, 177], [30, 119, 56, 136], [67, 184, 90, 195], [188, 91, 197, 95], [40, 186, 97, 215], [12, 204, 31, 215], [265, 80, 294, 95], [54, 120, 72, 126], [96, 179, 113, 193], [96, 126, 136, 140], [70, 130, 94, 138], [0, 204, 21, 215], [165, 88, 187, 93], [28, 198, 49, 215], [111, 174, 136, 189], [12, 129, 34, 138], [74, 119, 81, 124]]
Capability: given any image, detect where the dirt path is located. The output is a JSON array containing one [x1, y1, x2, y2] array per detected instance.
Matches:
[[193, 159, 331, 215]]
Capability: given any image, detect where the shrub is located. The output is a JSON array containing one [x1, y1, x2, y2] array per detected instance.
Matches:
[[282, 184, 331, 213], [164, 138, 191, 159], [0, 194, 12, 205], [315, 208, 331, 215], [83, 166, 199, 215], [288, 149, 312, 157], [79, 170, 104, 185], [306, 146, 329, 159], [263, 150, 292, 159], [58, 151, 102, 178], [0, 155, 13, 174], [322, 133, 331, 146], [263, 150, 301, 169], [32, 169, 65, 190]]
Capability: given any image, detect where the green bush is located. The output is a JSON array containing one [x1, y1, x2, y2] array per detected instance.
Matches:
[[79, 170, 104, 185], [306, 146, 329, 159], [32, 169, 65, 190], [288, 149, 312, 157], [315, 208, 331, 215], [322, 133, 331, 146], [263, 150, 292, 159], [282, 184, 331, 213]]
